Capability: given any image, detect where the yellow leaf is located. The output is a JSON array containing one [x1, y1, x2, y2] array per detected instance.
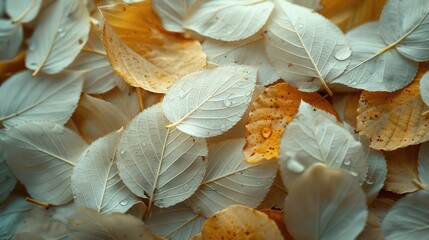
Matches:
[[357, 63, 429, 150], [100, 1, 206, 93], [244, 82, 338, 163]]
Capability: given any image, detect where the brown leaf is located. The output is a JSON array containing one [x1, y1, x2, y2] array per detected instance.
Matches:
[[260, 209, 294, 240], [0, 51, 26, 83], [100, 1, 206, 93], [244, 82, 338, 163]]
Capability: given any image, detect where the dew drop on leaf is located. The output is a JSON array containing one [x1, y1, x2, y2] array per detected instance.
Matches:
[[334, 47, 352, 61], [120, 149, 125, 155], [52, 124, 64, 134], [120, 200, 128, 206], [287, 159, 305, 173], [223, 99, 232, 107], [344, 159, 351, 166], [261, 126, 272, 138]]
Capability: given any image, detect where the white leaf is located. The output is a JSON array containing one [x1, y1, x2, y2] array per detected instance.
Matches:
[[25, 0, 90, 75], [184, 0, 274, 41], [117, 104, 208, 210], [163, 65, 257, 138], [152, 0, 194, 33], [418, 141, 429, 186], [382, 189, 429, 239], [0, 19, 23, 61], [185, 139, 277, 218], [68, 207, 158, 240], [287, 0, 322, 10], [258, 172, 288, 209], [71, 130, 138, 214], [2, 122, 88, 205], [0, 159, 16, 204], [0, 195, 34, 240], [203, 36, 279, 86], [332, 22, 418, 91], [68, 25, 125, 94], [362, 148, 387, 204], [5, 0, 42, 23], [380, 0, 429, 61], [264, 0, 350, 95], [145, 203, 205, 240], [279, 101, 367, 189], [284, 164, 368, 240], [100, 87, 141, 120], [0, 70, 83, 128], [420, 71, 429, 107]]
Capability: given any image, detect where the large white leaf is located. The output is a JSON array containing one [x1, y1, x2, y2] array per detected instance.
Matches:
[[332, 22, 418, 91], [1, 122, 88, 205], [380, 0, 429, 61], [145, 203, 206, 240], [264, 0, 350, 95], [25, 0, 90, 75], [0, 70, 83, 128], [420, 71, 429, 107], [382, 190, 429, 239], [5, 0, 42, 23], [284, 164, 368, 240], [279, 101, 367, 189], [71, 130, 138, 214], [418, 141, 429, 186], [152, 0, 194, 33], [0, 195, 35, 240], [162, 65, 257, 138], [0, 19, 23, 61], [184, 0, 274, 41], [117, 104, 208, 211], [185, 139, 277, 218]]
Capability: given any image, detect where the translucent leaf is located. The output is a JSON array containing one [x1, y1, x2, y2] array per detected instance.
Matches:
[[264, 0, 350, 95], [284, 164, 368, 240], [2, 122, 88, 204], [279, 101, 367, 189], [382, 190, 429, 240], [163, 65, 257, 138], [0, 19, 23, 61], [5, 0, 42, 23], [100, 1, 206, 93], [332, 22, 418, 91], [117, 104, 208, 211], [244, 82, 338, 163], [0, 196, 34, 240], [152, 0, 193, 32], [185, 139, 277, 218], [71, 130, 138, 214], [184, 0, 274, 41], [418, 141, 429, 186], [356, 63, 429, 150], [145, 203, 205, 240], [100, 87, 142, 120], [258, 172, 287, 209], [200, 205, 283, 240], [0, 70, 82, 128], [362, 149, 387, 204], [288, 0, 322, 10], [420, 71, 429, 107], [25, 0, 90, 75], [0, 158, 16, 203], [380, 0, 429, 61]]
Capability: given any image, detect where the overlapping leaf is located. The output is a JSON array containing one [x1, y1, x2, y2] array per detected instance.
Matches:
[[100, 86, 143, 120], [362, 148, 387, 203], [420, 71, 429, 107], [0, 19, 22, 61], [0, 158, 16, 203], [418, 141, 429, 186], [5, 0, 42, 23], [152, 0, 191, 33], [0, 196, 34, 239], [258, 173, 287, 209]]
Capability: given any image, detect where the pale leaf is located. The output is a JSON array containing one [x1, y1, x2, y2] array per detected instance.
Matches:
[[185, 139, 277, 218], [163, 65, 257, 138], [418, 141, 429, 186], [0, 196, 34, 240], [258, 172, 288, 209], [5, 0, 42, 23], [1, 122, 88, 204], [152, 0, 193, 33], [420, 71, 429, 107], [284, 164, 368, 240], [99, 87, 142, 120], [0, 70, 82, 128], [362, 148, 387, 204], [0, 20, 23, 61], [0, 157, 16, 203]]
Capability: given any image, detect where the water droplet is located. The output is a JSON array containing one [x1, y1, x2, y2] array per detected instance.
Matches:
[[220, 124, 227, 132], [223, 99, 231, 107], [58, 27, 63, 33], [232, 100, 237, 105], [287, 159, 305, 173], [184, 183, 190, 191], [335, 47, 352, 61], [120, 200, 128, 206], [120, 149, 125, 155], [52, 124, 64, 134], [350, 171, 358, 177], [257, 181, 261, 185], [261, 126, 272, 138], [344, 159, 351, 166], [298, 23, 303, 28], [59, 32, 66, 38], [178, 88, 190, 99], [352, 81, 358, 86], [73, 194, 77, 199], [366, 179, 374, 185], [29, 44, 35, 51]]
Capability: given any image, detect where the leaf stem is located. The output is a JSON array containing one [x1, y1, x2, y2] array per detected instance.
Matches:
[[136, 88, 144, 111], [413, 178, 429, 190], [11, 0, 35, 24], [25, 197, 53, 209]]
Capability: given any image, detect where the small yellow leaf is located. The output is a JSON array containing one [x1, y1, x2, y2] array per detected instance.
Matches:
[[100, 1, 206, 93], [244, 82, 338, 163]]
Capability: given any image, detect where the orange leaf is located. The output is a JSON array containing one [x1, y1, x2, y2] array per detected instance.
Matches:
[[100, 1, 206, 93], [0, 51, 26, 83], [260, 209, 294, 240], [244, 82, 338, 163]]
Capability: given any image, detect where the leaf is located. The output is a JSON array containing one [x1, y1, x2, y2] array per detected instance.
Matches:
[[5, 0, 42, 23], [152, 0, 191, 33], [100, 1, 206, 93], [200, 205, 283, 240], [331, 92, 361, 127], [284, 164, 368, 240], [68, 207, 160, 240], [332, 22, 418, 92], [380, 0, 429, 61], [0, 19, 23, 61], [117, 104, 208, 211], [244, 82, 338, 163], [418, 141, 429, 186], [381, 189, 429, 240], [260, 209, 293, 240], [25, 0, 90, 75], [1, 122, 88, 204], [185, 139, 277, 218], [145, 203, 206, 240], [264, 0, 350, 95], [71, 130, 138, 214], [162, 65, 257, 138], [384, 145, 420, 194], [0, 195, 35, 240], [184, 0, 274, 41], [99, 87, 142, 120], [0, 70, 83, 128], [420, 71, 429, 107], [279, 101, 367, 189], [72, 94, 130, 143], [362, 148, 387, 204], [0, 157, 16, 203], [356, 63, 429, 150], [357, 198, 395, 240], [288, 0, 322, 10], [258, 172, 287, 209]]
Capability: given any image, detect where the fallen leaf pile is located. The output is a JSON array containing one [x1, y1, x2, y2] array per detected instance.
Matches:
[[1, 0, 429, 239]]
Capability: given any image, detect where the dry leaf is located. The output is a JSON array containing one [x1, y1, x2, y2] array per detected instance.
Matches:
[[0, 50, 25, 83], [260, 209, 293, 240], [100, 1, 206, 93], [244, 82, 338, 163]]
